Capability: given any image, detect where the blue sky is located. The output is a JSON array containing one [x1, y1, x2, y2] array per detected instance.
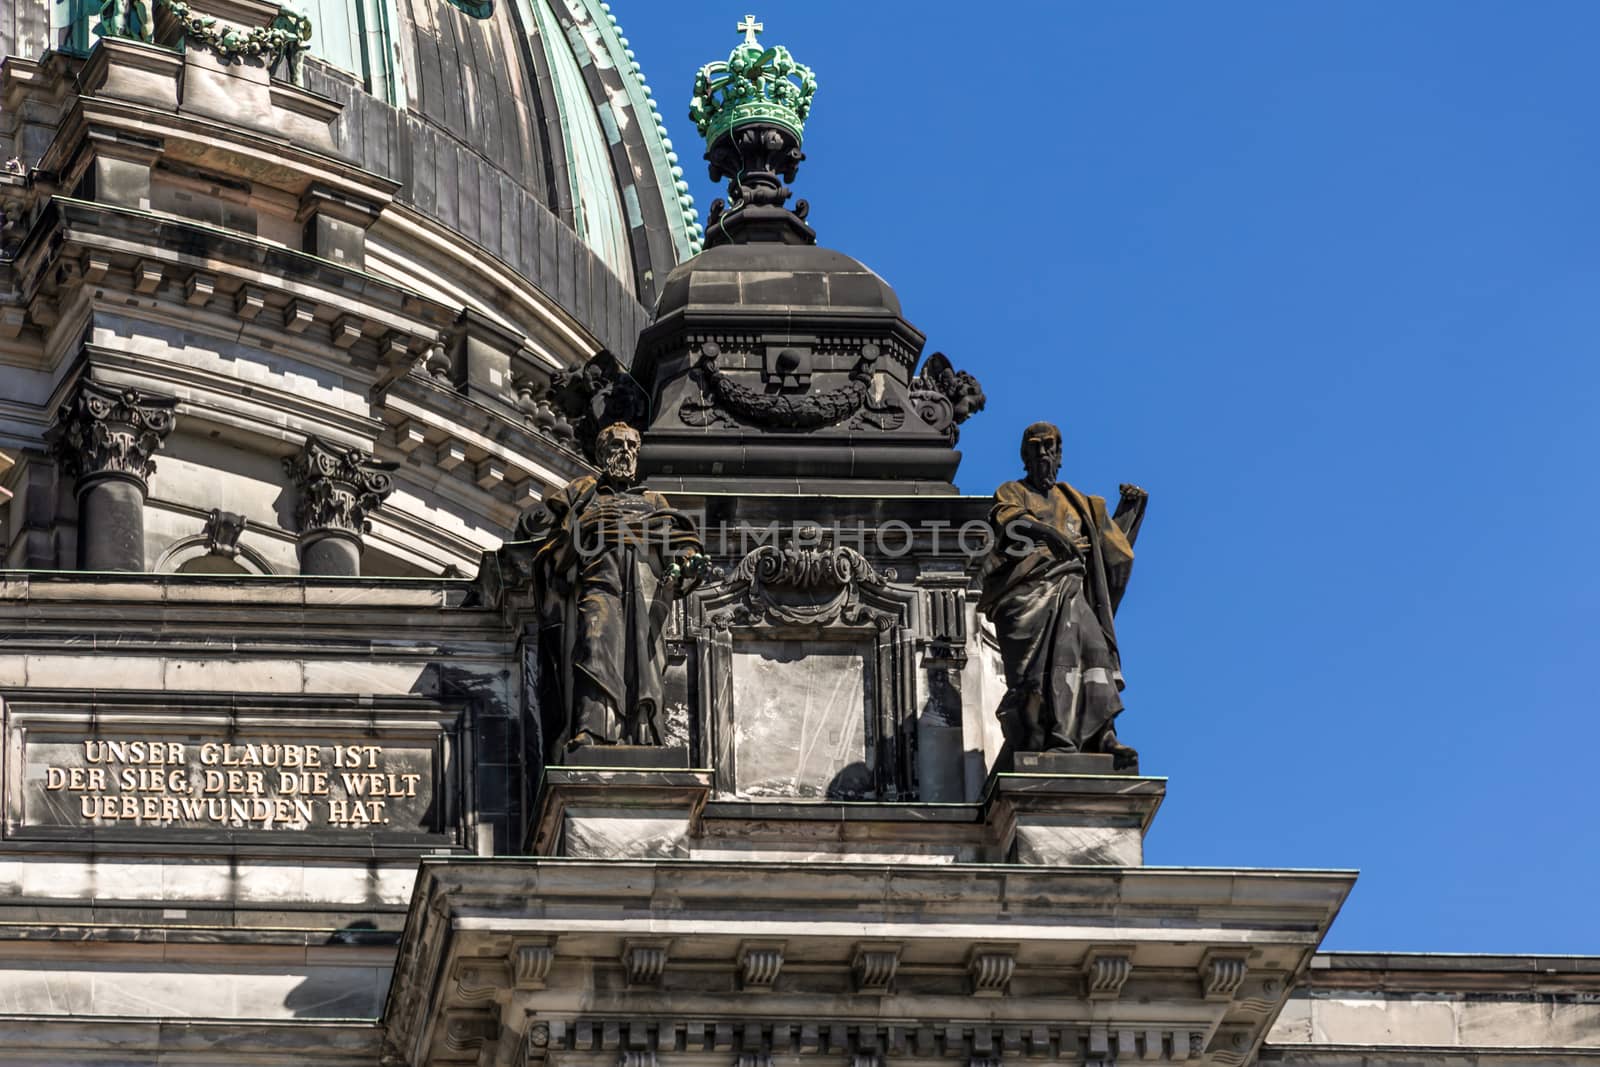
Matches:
[[616, 3, 1600, 953]]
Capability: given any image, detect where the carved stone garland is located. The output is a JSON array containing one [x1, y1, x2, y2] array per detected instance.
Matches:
[[712, 532, 894, 629], [680, 341, 903, 432]]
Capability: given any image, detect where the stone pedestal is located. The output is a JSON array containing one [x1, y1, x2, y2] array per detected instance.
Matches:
[[984, 769, 1165, 866], [560, 745, 691, 770], [79, 36, 183, 111], [530, 766, 710, 859]]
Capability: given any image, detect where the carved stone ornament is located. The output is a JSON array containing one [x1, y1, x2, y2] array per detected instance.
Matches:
[[50, 379, 178, 490], [1082, 949, 1133, 1000], [680, 341, 899, 432], [441, 1009, 499, 1055], [510, 942, 554, 990], [202, 508, 246, 558], [967, 946, 1016, 996], [909, 351, 986, 443], [851, 942, 902, 994], [283, 435, 396, 537], [737, 941, 785, 990], [1200, 952, 1250, 1000], [622, 939, 669, 987], [546, 350, 648, 461], [713, 526, 894, 629]]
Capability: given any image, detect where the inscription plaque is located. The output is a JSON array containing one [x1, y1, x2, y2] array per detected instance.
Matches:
[[3, 691, 463, 848]]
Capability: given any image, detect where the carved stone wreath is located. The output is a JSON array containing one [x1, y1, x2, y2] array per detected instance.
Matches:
[[681, 341, 901, 431]]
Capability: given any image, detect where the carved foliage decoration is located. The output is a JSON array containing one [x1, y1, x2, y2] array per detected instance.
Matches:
[[546, 350, 648, 461], [50, 379, 178, 489], [909, 351, 986, 443], [283, 435, 396, 537]]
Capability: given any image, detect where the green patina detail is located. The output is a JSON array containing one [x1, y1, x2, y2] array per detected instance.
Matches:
[[97, 0, 313, 80], [444, 0, 493, 19], [95, 0, 156, 43], [689, 14, 816, 148]]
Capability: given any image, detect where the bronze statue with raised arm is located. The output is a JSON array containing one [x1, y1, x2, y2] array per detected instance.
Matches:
[[977, 421, 1149, 768]]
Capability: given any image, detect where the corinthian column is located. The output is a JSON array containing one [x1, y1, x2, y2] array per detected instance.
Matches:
[[50, 380, 178, 571], [283, 436, 396, 576]]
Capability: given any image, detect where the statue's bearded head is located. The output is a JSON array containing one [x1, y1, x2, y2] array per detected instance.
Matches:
[[597, 423, 641, 485], [1021, 421, 1062, 491]]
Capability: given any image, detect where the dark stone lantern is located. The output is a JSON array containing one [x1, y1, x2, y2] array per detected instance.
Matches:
[[626, 16, 984, 495]]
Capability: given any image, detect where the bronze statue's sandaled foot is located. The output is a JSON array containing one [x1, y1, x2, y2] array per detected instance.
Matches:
[[1095, 728, 1140, 772]]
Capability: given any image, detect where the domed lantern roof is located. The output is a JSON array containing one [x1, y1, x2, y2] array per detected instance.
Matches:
[[622, 15, 985, 496]]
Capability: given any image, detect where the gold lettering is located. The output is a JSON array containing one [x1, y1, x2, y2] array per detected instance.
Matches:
[[46, 735, 413, 833]]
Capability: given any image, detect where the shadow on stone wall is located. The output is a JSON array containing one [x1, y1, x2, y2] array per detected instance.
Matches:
[[282, 920, 390, 1019]]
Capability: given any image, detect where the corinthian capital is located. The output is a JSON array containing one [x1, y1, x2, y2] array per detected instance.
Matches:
[[50, 379, 178, 490], [283, 435, 396, 537]]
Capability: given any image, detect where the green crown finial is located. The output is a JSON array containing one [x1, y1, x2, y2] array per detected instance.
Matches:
[[689, 14, 817, 149]]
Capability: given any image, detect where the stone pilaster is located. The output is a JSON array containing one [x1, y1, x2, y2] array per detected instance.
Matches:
[[283, 436, 395, 576], [49, 379, 177, 571]]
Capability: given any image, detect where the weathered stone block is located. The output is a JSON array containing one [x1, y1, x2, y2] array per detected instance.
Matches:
[[730, 640, 870, 799]]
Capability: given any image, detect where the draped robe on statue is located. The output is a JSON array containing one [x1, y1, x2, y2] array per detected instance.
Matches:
[[521, 475, 700, 747], [977, 480, 1138, 752]]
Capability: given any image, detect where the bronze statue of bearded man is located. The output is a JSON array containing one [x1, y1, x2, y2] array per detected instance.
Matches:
[[977, 422, 1148, 768], [517, 423, 704, 751]]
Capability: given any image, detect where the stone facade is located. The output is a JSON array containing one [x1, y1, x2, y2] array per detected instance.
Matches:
[[0, 5, 1595, 1067]]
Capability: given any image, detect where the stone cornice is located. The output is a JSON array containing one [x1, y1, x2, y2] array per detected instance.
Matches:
[[38, 89, 398, 205], [13, 198, 454, 339], [384, 859, 1355, 1067]]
